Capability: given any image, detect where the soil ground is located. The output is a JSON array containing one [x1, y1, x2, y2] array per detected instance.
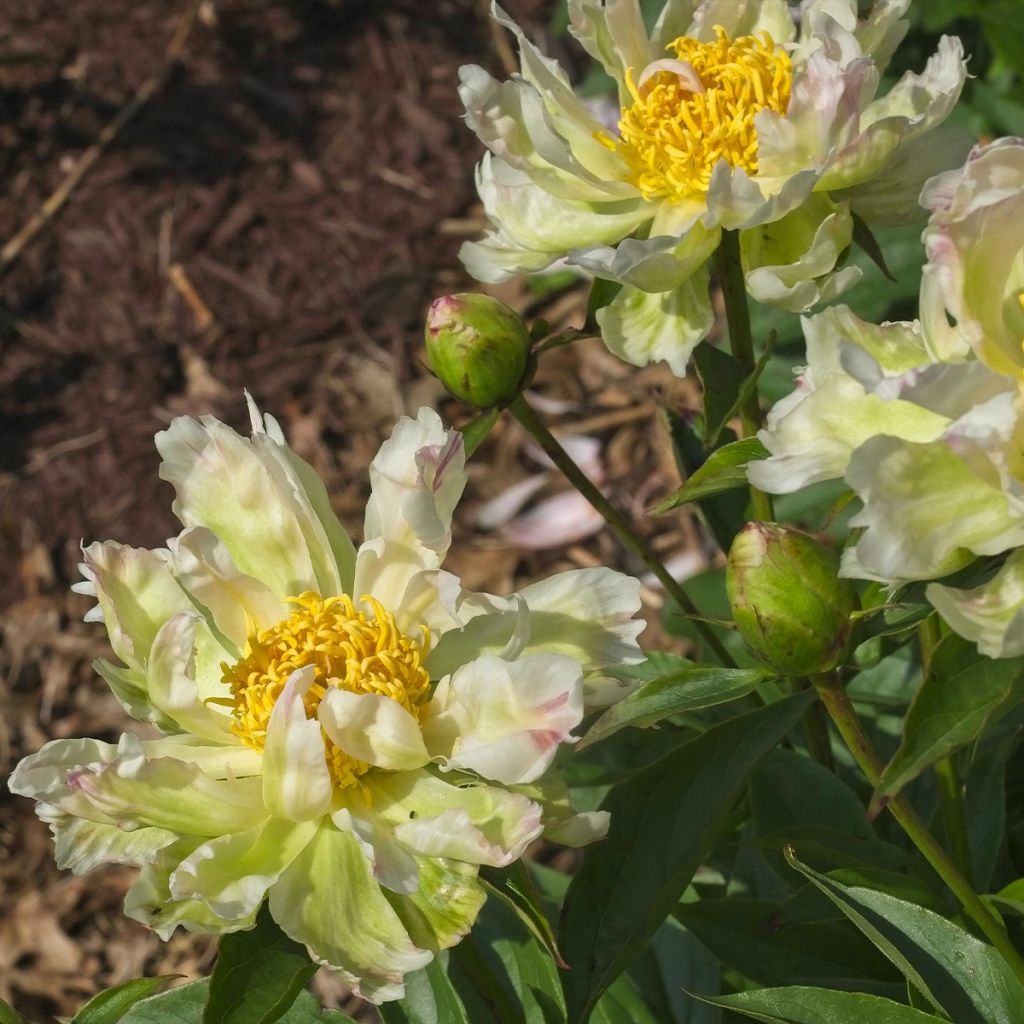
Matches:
[[0, 2, 705, 1018]]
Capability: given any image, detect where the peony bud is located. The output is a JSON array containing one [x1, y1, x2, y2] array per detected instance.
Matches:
[[425, 293, 531, 408], [726, 523, 856, 675]]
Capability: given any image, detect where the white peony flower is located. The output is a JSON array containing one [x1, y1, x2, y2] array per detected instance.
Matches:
[[459, 0, 969, 373], [10, 398, 644, 1001]]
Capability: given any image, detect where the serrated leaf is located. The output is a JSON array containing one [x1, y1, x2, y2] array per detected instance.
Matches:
[[650, 437, 769, 514], [697, 986, 945, 1023], [579, 665, 769, 749], [378, 955, 469, 1024], [459, 408, 499, 457], [784, 848, 1024, 1022], [204, 906, 317, 1024], [73, 977, 179, 1024], [876, 635, 1024, 801], [560, 691, 814, 1022]]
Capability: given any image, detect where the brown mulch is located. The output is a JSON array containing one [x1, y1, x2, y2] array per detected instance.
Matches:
[[0, 1, 707, 1019]]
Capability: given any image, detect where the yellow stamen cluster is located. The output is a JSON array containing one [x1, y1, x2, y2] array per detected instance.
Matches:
[[615, 27, 792, 203], [221, 592, 431, 789]]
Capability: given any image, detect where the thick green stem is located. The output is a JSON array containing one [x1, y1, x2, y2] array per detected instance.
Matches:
[[508, 394, 737, 669], [714, 229, 773, 522], [811, 671, 1024, 982], [918, 617, 974, 883]]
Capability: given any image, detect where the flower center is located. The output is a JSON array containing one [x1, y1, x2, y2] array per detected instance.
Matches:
[[614, 27, 792, 204], [221, 592, 431, 789]]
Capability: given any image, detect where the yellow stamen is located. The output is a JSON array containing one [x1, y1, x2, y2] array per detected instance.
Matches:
[[615, 26, 792, 204], [221, 592, 431, 789]]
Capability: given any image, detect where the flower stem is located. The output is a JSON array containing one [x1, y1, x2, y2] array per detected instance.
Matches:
[[795, 677, 834, 770], [507, 393, 738, 669], [918, 617, 974, 883], [811, 670, 1024, 981], [714, 229, 773, 522]]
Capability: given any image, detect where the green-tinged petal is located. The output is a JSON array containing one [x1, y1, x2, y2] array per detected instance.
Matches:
[[511, 777, 610, 847], [65, 735, 267, 836], [331, 807, 420, 895], [750, 308, 949, 494], [35, 803, 177, 874], [246, 394, 357, 595], [920, 138, 1024, 375], [262, 666, 332, 822], [156, 413, 318, 599], [269, 820, 432, 1002], [423, 653, 584, 785], [568, 0, 653, 98], [705, 163, 819, 231], [169, 526, 284, 651], [353, 409, 466, 613], [475, 154, 650, 260], [428, 567, 644, 701], [141, 735, 262, 778], [691, 0, 795, 43], [568, 215, 718, 293], [94, 658, 168, 727], [741, 194, 861, 312], [385, 857, 486, 953], [596, 272, 714, 376], [844, 434, 1024, 583], [460, 224, 563, 284], [835, 124, 975, 226], [927, 549, 1024, 659], [10, 737, 120, 822], [170, 817, 318, 920], [819, 36, 967, 191], [852, 0, 911, 72], [80, 540, 190, 673], [125, 839, 258, 940], [319, 690, 429, 772], [147, 612, 234, 741], [365, 769, 544, 868]]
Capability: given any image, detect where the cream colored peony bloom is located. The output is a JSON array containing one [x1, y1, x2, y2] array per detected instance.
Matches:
[[11, 398, 644, 1001], [459, 0, 969, 373], [751, 139, 1024, 658]]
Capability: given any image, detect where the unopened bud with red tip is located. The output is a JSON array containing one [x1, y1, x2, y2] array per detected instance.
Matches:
[[425, 293, 531, 408], [726, 523, 856, 676]]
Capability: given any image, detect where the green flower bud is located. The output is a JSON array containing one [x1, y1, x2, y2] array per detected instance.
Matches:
[[425, 293, 531, 408], [726, 522, 856, 676]]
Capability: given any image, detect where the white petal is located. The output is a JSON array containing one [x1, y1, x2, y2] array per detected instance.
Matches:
[[262, 666, 332, 822], [319, 690, 429, 772]]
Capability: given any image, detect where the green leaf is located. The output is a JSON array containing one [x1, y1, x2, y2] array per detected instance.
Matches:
[[851, 212, 897, 282], [459, 408, 499, 457], [676, 899, 900, 996], [662, 413, 749, 553], [876, 635, 1024, 801], [480, 861, 567, 968], [580, 665, 769, 749], [73, 978, 179, 1024], [560, 691, 814, 1023], [692, 341, 748, 446], [589, 976, 662, 1024], [449, 895, 566, 1023], [650, 437, 769, 514], [0, 998, 31, 1024], [754, 827, 912, 876], [784, 849, 1024, 1022], [697, 986, 946, 1023], [204, 905, 317, 1024], [378, 955, 469, 1024]]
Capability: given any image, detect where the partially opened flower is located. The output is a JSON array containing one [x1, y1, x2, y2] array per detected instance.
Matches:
[[459, 0, 969, 374], [751, 139, 1024, 657], [11, 398, 643, 1001]]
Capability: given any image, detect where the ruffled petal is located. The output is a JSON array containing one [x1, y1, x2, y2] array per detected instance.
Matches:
[[269, 820, 431, 1002], [170, 817, 318, 920], [423, 653, 584, 785], [568, 0, 654, 98], [596, 272, 715, 376], [927, 550, 1024, 659]]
